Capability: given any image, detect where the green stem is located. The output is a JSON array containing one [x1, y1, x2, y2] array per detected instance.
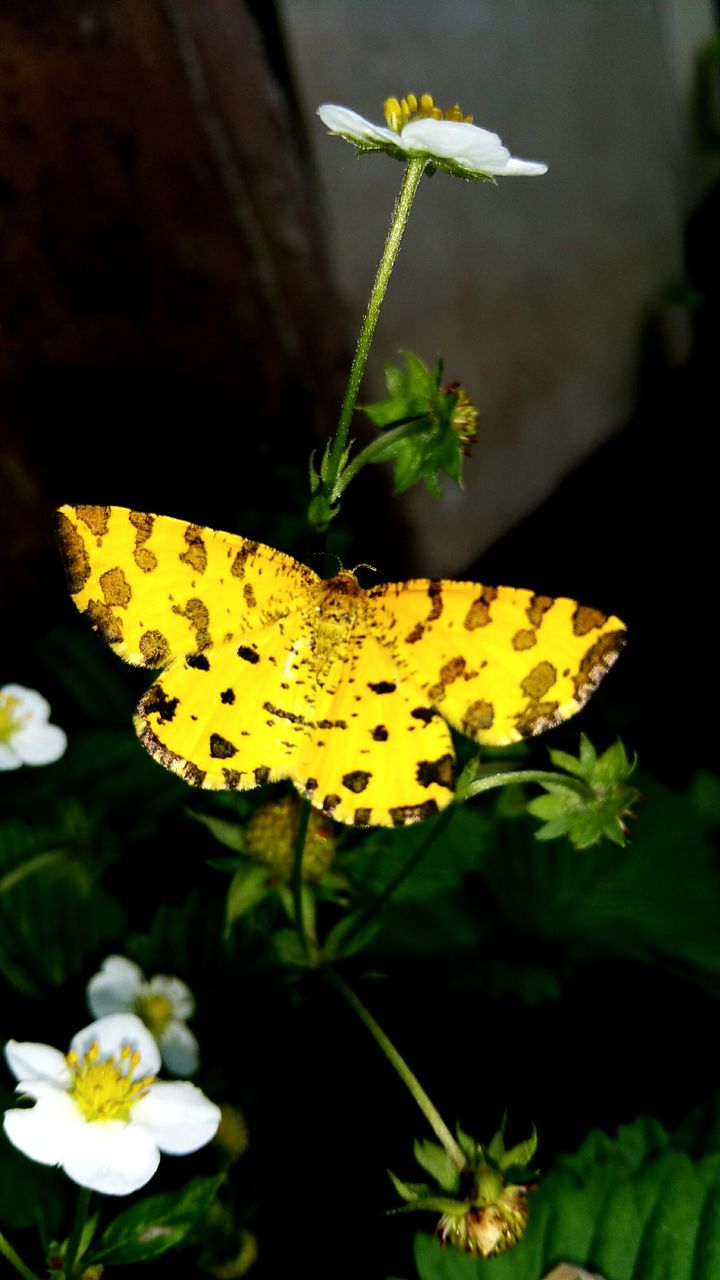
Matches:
[[0, 1233, 41, 1280], [336, 803, 455, 954], [63, 1186, 91, 1280], [330, 971, 466, 1171], [291, 799, 312, 955], [333, 415, 426, 499], [318, 156, 426, 519], [462, 768, 589, 801]]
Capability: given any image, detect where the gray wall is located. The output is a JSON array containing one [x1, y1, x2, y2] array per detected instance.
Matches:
[[280, 0, 716, 572]]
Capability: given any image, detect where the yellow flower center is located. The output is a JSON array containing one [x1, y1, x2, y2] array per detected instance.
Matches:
[[383, 93, 473, 134], [66, 1040, 155, 1122], [135, 991, 174, 1034], [0, 693, 26, 744]]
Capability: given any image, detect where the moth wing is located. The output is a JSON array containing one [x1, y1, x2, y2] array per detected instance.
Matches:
[[369, 579, 626, 745], [291, 625, 456, 828], [57, 504, 318, 667], [137, 602, 456, 828]]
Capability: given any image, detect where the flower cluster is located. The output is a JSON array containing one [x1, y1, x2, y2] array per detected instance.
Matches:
[[3, 1013, 220, 1195]]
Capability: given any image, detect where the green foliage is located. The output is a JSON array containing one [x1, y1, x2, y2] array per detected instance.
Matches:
[[361, 353, 477, 495], [413, 1110, 720, 1280], [87, 1175, 224, 1265]]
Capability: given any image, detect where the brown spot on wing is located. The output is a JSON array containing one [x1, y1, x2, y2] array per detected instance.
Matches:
[[411, 706, 438, 724], [512, 628, 536, 651], [390, 800, 439, 826], [427, 582, 443, 621], [573, 605, 608, 636], [527, 594, 554, 628], [231, 541, 259, 579], [322, 794, 341, 815], [210, 733, 238, 759], [222, 768, 242, 788], [416, 754, 454, 790], [254, 766, 271, 785], [56, 511, 90, 594], [371, 725, 389, 741], [183, 762, 206, 787], [516, 700, 561, 737], [462, 699, 495, 735], [464, 586, 498, 630], [179, 524, 208, 574], [244, 582, 257, 609], [172, 598, 210, 651], [220, 688, 235, 704], [521, 661, 558, 699], [354, 808, 372, 827], [139, 630, 170, 666], [137, 720, 184, 772], [76, 505, 111, 538], [100, 567, 132, 607], [405, 622, 425, 643], [237, 646, 259, 664], [367, 680, 396, 695], [142, 683, 179, 723], [573, 630, 626, 703], [84, 599, 123, 644], [342, 770, 371, 794], [186, 653, 210, 671], [129, 511, 158, 574]]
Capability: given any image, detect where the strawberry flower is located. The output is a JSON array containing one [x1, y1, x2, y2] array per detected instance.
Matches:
[[87, 955, 200, 1077], [3, 1013, 220, 1195], [317, 93, 547, 180], [0, 684, 67, 770]]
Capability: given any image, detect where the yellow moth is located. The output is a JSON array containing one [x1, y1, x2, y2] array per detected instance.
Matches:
[[57, 504, 626, 828]]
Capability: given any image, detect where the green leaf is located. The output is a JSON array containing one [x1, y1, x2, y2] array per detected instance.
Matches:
[[89, 1175, 224, 1265], [190, 808, 246, 853]]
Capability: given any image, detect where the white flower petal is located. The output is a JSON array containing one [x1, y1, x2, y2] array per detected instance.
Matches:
[[1, 685, 51, 722], [11, 722, 67, 766], [158, 1021, 200, 1078], [317, 104, 397, 147], [148, 974, 195, 1020], [401, 118, 509, 168], [70, 1014, 161, 1078], [496, 156, 548, 176], [132, 1081, 221, 1154], [62, 1118, 160, 1195], [3, 1091, 79, 1167], [5, 1040, 71, 1085], [0, 744, 22, 770], [87, 956, 145, 1017]]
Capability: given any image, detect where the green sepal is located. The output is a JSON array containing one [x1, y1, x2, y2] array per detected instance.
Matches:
[[413, 1139, 462, 1193], [360, 351, 475, 496], [387, 1170, 433, 1202], [88, 1176, 224, 1266], [455, 1123, 480, 1163], [322, 912, 381, 961], [528, 734, 640, 849], [189, 809, 246, 853], [225, 864, 274, 931]]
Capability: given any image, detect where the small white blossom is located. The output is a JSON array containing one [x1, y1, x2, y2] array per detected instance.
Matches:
[[3, 1013, 220, 1196], [87, 955, 199, 1077], [317, 93, 547, 180], [0, 684, 67, 771]]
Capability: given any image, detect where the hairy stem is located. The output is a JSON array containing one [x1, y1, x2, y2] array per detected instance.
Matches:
[[330, 971, 466, 1170]]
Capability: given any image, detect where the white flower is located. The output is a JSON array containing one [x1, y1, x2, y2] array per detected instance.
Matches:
[[3, 1013, 220, 1196], [317, 93, 547, 180], [0, 684, 67, 771], [87, 955, 199, 1078]]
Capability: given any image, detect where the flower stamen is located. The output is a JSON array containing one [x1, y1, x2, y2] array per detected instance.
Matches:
[[0, 693, 26, 743], [383, 92, 473, 133], [66, 1039, 156, 1123]]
